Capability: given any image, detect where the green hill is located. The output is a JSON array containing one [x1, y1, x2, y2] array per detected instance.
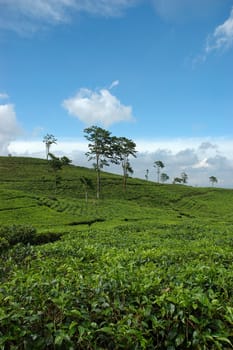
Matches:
[[0, 156, 232, 230], [0, 156, 233, 349]]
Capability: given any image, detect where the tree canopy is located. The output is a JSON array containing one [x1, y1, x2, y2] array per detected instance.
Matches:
[[84, 126, 114, 199], [154, 161, 165, 183], [112, 136, 137, 190], [209, 176, 218, 187], [43, 134, 57, 160], [84, 126, 137, 197]]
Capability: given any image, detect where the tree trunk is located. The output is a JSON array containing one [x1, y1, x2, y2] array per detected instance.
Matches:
[[96, 154, 101, 200], [122, 161, 127, 191], [46, 144, 49, 160], [96, 169, 100, 199], [123, 173, 127, 191]]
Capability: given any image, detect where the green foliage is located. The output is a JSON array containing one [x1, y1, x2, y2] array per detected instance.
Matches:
[[84, 125, 115, 199], [112, 136, 137, 190], [173, 177, 183, 184], [84, 126, 137, 196], [145, 169, 149, 181], [173, 172, 188, 185], [0, 225, 62, 249], [48, 153, 72, 193], [0, 236, 9, 252], [0, 156, 233, 348], [84, 125, 113, 167], [209, 176, 218, 186], [0, 224, 233, 349], [0, 224, 37, 245], [160, 172, 169, 183], [35, 231, 62, 244], [48, 152, 64, 171], [154, 160, 165, 183], [61, 156, 72, 166], [181, 171, 188, 184], [43, 133, 57, 159]]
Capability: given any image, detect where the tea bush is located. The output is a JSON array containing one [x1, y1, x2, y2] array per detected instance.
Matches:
[[0, 236, 9, 253], [0, 225, 62, 249], [0, 225, 37, 245], [35, 231, 62, 244], [0, 223, 233, 349], [1, 157, 233, 348]]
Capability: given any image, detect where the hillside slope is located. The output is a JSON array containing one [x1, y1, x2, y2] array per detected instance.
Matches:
[[0, 156, 233, 230], [1, 156, 233, 349]]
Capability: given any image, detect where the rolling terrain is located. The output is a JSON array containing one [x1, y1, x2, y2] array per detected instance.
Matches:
[[0, 156, 233, 349], [0, 156, 233, 230]]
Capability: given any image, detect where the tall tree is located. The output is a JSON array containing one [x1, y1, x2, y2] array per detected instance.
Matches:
[[84, 125, 113, 199], [173, 177, 183, 184], [160, 173, 169, 183], [113, 136, 137, 191], [181, 171, 188, 184], [173, 172, 188, 185], [209, 176, 218, 187], [154, 160, 165, 183], [43, 134, 57, 160]]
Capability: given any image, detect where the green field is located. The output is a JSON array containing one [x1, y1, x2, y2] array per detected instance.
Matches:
[[0, 156, 233, 349]]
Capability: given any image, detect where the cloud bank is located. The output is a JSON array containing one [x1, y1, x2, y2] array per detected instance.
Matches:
[[0, 103, 22, 155], [63, 87, 134, 127]]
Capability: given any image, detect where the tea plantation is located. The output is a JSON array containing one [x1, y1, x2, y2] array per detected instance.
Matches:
[[0, 156, 233, 349]]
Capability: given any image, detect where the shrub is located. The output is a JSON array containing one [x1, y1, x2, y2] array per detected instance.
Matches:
[[35, 232, 62, 244], [0, 226, 62, 249], [0, 225, 37, 245], [0, 236, 9, 253]]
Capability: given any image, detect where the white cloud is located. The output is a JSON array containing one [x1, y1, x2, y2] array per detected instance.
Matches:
[[74, 0, 140, 16], [0, 0, 140, 33], [206, 7, 233, 53], [109, 80, 120, 90], [63, 87, 134, 127], [8, 136, 233, 188], [0, 104, 22, 154], [1, 0, 229, 35], [192, 158, 209, 169], [0, 93, 9, 100]]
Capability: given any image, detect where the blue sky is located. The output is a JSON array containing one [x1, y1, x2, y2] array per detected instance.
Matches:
[[1, 0, 233, 187]]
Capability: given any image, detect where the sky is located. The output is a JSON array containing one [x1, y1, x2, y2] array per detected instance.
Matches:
[[1, 0, 233, 187]]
